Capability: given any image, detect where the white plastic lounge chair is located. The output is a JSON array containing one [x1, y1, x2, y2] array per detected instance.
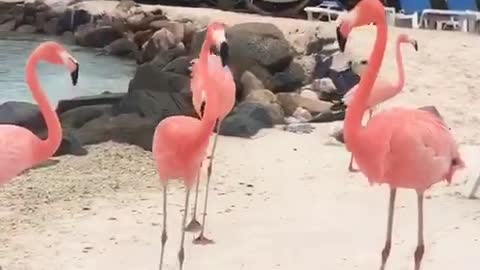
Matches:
[[304, 0, 345, 22], [461, 145, 480, 199], [395, 10, 420, 28], [420, 9, 470, 32]]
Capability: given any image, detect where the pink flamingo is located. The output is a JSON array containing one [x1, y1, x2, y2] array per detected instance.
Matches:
[[185, 22, 236, 246], [342, 33, 418, 172], [337, 1, 464, 270], [152, 31, 234, 269], [0, 41, 79, 185]]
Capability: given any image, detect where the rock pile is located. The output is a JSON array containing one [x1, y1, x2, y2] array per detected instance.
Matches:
[[0, 0, 361, 155]]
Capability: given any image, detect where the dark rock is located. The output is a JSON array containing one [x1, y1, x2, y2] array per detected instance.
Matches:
[[149, 20, 185, 43], [271, 61, 306, 93], [240, 70, 265, 100], [60, 31, 75, 44], [104, 37, 138, 57], [219, 102, 274, 138], [0, 101, 86, 156], [128, 57, 190, 93], [0, 101, 45, 132], [36, 129, 87, 156], [74, 25, 123, 48], [133, 29, 153, 48], [140, 28, 178, 63], [127, 13, 166, 32], [190, 22, 293, 89], [115, 90, 195, 119], [244, 89, 284, 124], [43, 17, 59, 35], [58, 8, 91, 33], [56, 93, 125, 115], [34, 11, 47, 32], [226, 22, 293, 73], [60, 104, 113, 129], [0, 19, 15, 31], [16, 24, 36, 33], [162, 56, 192, 76], [0, 14, 13, 24], [75, 113, 157, 151], [55, 130, 87, 156]]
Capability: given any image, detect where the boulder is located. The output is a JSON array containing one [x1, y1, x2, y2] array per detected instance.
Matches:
[[149, 20, 185, 43], [74, 25, 123, 48], [115, 90, 195, 120], [133, 29, 153, 47], [244, 89, 284, 124], [0, 101, 45, 132], [36, 129, 87, 156], [60, 104, 113, 129], [240, 70, 264, 100], [43, 17, 59, 35], [219, 102, 274, 138], [0, 101, 86, 156], [140, 28, 178, 63], [276, 92, 332, 116], [16, 24, 36, 33], [58, 8, 91, 33], [162, 56, 192, 76], [270, 61, 305, 93], [104, 37, 138, 57], [127, 13, 166, 32], [75, 113, 157, 151], [56, 93, 125, 115], [128, 56, 190, 93], [190, 22, 293, 88]]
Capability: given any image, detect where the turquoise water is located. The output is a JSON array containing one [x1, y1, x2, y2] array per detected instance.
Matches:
[[0, 32, 137, 105]]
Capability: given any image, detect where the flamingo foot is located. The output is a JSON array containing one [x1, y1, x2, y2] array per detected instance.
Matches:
[[185, 218, 202, 233], [193, 234, 215, 245], [348, 165, 359, 173], [414, 244, 425, 270]]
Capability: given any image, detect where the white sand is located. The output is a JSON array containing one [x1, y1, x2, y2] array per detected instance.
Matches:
[[1, 5, 480, 270]]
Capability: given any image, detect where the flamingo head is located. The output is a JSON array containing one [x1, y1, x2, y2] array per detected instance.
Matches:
[[38, 41, 79, 85], [398, 34, 418, 51], [336, 0, 386, 52], [206, 21, 229, 67]]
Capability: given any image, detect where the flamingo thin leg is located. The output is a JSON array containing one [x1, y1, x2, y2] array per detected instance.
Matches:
[[194, 121, 221, 245], [185, 172, 202, 233], [348, 154, 359, 172], [178, 189, 191, 270], [159, 184, 168, 270], [380, 187, 396, 270], [414, 191, 425, 270]]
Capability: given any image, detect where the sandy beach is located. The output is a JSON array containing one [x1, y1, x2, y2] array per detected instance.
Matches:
[[1, 4, 480, 270]]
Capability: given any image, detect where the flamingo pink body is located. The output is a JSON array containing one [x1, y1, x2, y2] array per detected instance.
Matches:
[[152, 48, 234, 269], [340, 2, 463, 191], [343, 34, 417, 170], [339, 1, 464, 268], [342, 34, 416, 112], [0, 41, 79, 185]]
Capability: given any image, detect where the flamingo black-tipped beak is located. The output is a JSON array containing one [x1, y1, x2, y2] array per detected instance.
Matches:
[[413, 40, 418, 51], [219, 41, 229, 67], [70, 62, 79, 86], [336, 25, 347, 52]]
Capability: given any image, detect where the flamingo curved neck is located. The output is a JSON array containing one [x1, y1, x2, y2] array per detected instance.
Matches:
[[26, 53, 62, 161], [392, 38, 405, 91], [199, 34, 213, 69], [344, 22, 388, 151]]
